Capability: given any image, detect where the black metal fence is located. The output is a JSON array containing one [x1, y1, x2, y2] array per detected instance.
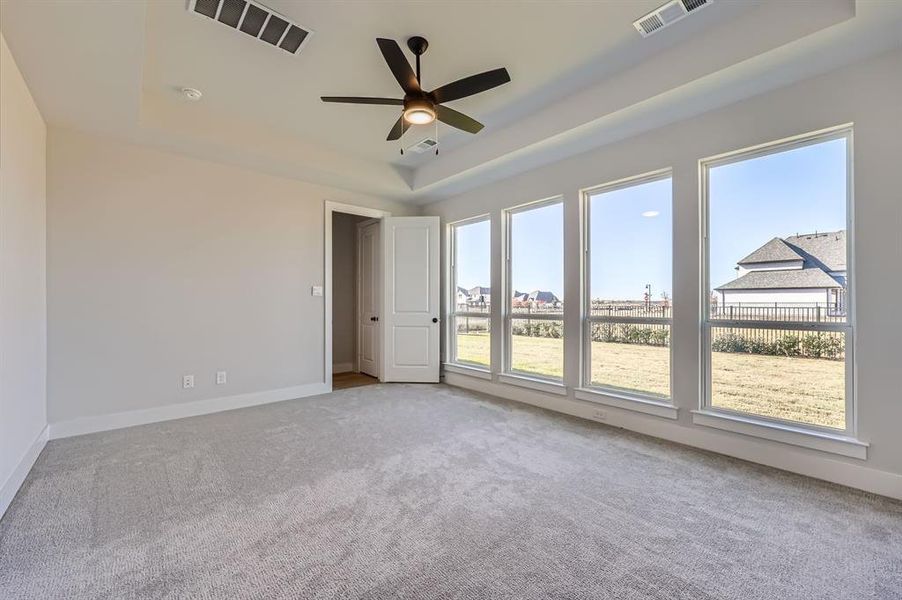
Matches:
[[711, 302, 846, 323]]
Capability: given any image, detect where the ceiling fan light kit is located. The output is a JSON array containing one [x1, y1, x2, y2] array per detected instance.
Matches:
[[403, 98, 436, 125], [321, 36, 511, 146]]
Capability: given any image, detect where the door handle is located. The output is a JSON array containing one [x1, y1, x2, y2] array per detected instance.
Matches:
[[432, 317, 439, 323]]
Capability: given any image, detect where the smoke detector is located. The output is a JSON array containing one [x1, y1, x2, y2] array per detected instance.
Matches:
[[181, 87, 203, 101], [634, 0, 713, 37]]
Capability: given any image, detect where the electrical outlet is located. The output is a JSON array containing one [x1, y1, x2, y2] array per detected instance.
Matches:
[[182, 374, 195, 389], [216, 370, 227, 385], [590, 409, 608, 422]]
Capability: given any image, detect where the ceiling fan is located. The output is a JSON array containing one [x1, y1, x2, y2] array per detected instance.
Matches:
[[321, 36, 511, 143]]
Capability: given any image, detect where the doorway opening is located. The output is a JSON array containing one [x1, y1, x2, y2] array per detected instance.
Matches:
[[324, 202, 390, 391], [331, 211, 378, 390], [324, 202, 441, 391]]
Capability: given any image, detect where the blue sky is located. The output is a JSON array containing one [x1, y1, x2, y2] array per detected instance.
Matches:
[[454, 137, 847, 302], [510, 203, 564, 298], [709, 137, 847, 290], [589, 178, 671, 301], [454, 219, 490, 292]]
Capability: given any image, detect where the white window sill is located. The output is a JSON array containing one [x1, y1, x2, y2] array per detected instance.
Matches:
[[574, 388, 678, 420], [691, 410, 868, 460], [443, 363, 492, 380], [498, 372, 567, 396]]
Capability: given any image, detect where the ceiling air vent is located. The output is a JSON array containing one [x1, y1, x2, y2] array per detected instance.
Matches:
[[188, 0, 313, 55], [634, 0, 713, 37], [406, 138, 439, 154]]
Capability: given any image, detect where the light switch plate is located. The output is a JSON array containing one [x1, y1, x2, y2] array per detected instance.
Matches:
[[311, 285, 323, 297]]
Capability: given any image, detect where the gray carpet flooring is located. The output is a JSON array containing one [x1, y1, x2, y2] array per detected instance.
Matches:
[[1, 383, 900, 599]]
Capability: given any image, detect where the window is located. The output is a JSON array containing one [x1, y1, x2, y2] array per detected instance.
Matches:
[[702, 127, 853, 432], [504, 199, 564, 381], [448, 216, 491, 368], [583, 171, 673, 399]]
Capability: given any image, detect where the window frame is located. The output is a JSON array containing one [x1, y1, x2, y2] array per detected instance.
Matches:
[[580, 168, 675, 403], [502, 196, 565, 382], [699, 124, 855, 436], [446, 214, 492, 372]]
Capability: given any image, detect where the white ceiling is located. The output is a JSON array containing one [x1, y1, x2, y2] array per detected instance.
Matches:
[[2, 1, 900, 203]]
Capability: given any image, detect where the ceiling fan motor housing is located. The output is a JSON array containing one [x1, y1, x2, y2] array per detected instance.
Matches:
[[407, 36, 429, 56]]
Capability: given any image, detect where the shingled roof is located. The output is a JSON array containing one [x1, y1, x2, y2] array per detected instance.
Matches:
[[737, 231, 845, 270], [785, 231, 846, 272], [738, 238, 805, 265], [716, 267, 842, 291], [721, 230, 847, 291]]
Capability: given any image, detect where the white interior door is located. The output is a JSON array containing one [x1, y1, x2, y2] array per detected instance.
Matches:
[[382, 216, 440, 383], [357, 220, 380, 378]]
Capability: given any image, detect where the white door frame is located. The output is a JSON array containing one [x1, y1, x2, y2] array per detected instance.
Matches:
[[324, 201, 391, 390]]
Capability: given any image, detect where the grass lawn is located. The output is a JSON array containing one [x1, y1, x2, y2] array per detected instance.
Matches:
[[455, 333, 844, 429]]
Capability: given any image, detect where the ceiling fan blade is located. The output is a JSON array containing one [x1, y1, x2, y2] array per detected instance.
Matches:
[[376, 38, 421, 94], [321, 96, 403, 105], [431, 68, 510, 104], [436, 105, 484, 134], [386, 116, 411, 141]]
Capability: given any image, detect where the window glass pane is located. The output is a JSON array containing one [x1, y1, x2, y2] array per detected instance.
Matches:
[[510, 203, 563, 315], [454, 219, 491, 314], [588, 177, 672, 317], [589, 323, 670, 398], [708, 138, 848, 322], [510, 318, 562, 380], [710, 327, 846, 429], [453, 316, 490, 367]]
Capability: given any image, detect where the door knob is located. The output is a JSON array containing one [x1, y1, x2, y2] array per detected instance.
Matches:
[[432, 317, 439, 323], [371, 316, 379, 322]]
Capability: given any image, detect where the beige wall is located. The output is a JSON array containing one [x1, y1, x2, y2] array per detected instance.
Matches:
[[424, 48, 902, 495], [331, 212, 368, 371], [47, 128, 414, 423], [0, 34, 47, 508]]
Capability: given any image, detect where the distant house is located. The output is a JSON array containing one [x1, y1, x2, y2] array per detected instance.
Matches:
[[512, 290, 561, 308], [467, 286, 491, 307], [456, 286, 469, 308], [715, 231, 846, 310]]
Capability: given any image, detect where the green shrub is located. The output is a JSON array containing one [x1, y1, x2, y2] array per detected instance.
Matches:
[[773, 334, 801, 357], [712, 333, 749, 353], [801, 333, 844, 359], [712, 331, 842, 360]]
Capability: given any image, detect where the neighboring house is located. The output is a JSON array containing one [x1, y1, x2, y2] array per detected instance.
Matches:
[[467, 286, 491, 307], [513, 290, 562, 307], [715, 231, 846, 310], [456, 286, 469, 309]]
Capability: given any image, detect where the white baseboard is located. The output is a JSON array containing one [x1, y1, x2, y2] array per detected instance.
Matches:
[[332, 362, 355, 374], [48, 382, 331, 440], [445, 373, 902, 501], [1, 424, 49, 519]]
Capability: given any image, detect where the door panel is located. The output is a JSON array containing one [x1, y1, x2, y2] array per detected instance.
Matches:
[[392, 327, 431, 366], [383, 217, 440, 382], [357, 220, 380, 378], [392, 227, 431, 313]]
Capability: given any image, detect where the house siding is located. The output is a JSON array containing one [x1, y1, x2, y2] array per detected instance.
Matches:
[[719, 288, 829, 306]]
